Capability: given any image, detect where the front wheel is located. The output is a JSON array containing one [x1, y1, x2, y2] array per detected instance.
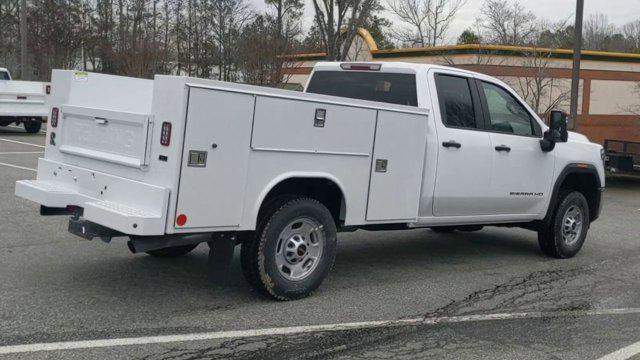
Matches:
[[538, 191, 590, 259], [241, 197, 337, 300]]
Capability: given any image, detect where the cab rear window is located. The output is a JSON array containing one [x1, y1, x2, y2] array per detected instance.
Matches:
[[306, 71, 418, 107], [0, 71, 10, 80]]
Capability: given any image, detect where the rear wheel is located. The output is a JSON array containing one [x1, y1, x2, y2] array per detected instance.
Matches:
[[241, 197, 337, 300], [24, 118, 42, 133], [146, 244, 198, 257], [538, 191, 590, 259]]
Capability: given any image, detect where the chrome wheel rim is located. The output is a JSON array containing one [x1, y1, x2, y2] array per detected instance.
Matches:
[[275, 217, 324, 281], [562, 205, 583, 246]]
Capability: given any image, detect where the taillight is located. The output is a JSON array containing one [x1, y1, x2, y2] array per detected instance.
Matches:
[[340, 63, 381, 71], [46, 85, 51, 94], [50, 107, 59, 127], [160, 122, 171, 146]]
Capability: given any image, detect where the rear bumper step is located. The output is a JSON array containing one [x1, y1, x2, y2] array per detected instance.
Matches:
[[15, 159, 169, 236]]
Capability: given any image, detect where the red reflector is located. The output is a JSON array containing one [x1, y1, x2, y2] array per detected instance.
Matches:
[[161, 122, 172, 146], [176, 214, 187, 226], [340, 63, 381, 71], [50, 107, 59, 127]]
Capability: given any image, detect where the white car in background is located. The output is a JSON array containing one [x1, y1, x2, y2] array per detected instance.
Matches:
[[0, 67, 50, 133]]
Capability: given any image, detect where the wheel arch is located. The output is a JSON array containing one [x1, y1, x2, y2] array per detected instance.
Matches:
[[544, 163, 603, 223], [252, 172, 348, 228]]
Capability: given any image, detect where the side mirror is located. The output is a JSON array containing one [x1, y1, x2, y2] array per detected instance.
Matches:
[[540, 110, 569, 152], [549, 110, 568, 142]]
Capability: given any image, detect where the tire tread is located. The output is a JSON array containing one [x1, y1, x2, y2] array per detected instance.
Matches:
[[241, 196, 337, 301]]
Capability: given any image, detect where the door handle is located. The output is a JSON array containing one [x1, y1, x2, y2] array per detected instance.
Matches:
[[494, 145, 511, 152], [442, 140, 461, 149], [94, 117, 108, 125]]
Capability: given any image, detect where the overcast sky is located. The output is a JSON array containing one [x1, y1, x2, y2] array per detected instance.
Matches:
[[251, 0, 640, 44]]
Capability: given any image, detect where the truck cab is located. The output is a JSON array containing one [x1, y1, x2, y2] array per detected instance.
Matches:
[[15, 63, 604, 300], [0, 67, 11, 80]]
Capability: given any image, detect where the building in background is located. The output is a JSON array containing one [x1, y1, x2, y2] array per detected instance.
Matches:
[[284, 30, 640, 146]]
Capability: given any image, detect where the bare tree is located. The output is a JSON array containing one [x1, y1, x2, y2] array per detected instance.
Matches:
[[512, 48, 571, 117], [1, 0, 308, 84], [311, 0, 379, 60], [476, 0, 536, 46], [583, 13, 615, 51], [0, 0, 21, 73], [209, 0, 254, 81], [622, 20, 640, 52], [261, 0, 303, 84], [387, 0, 465, 47], [508, 20, 573, 116], [19, 0, 29, 79], [623, 82, 640, 115]]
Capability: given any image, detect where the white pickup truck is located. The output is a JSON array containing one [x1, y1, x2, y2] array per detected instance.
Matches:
[[15, 63, 604, 300], [0, 67, 50, 133]]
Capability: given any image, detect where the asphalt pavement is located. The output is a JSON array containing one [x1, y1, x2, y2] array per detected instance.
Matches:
[[1, 125, 640, 359]]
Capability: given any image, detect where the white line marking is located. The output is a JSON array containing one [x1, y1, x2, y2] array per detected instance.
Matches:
[[0, 161, 37, 172], [0, 138, 45, 148], [1, 307, 639, 355], [597, 340, 640, 360], [0, 151, 44, 155]]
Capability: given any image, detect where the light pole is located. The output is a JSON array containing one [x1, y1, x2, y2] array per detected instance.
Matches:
[[569, 0, 584, 130]]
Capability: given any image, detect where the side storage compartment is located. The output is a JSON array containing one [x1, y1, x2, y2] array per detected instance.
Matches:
[[251, 96, 376, 156], [366, 110, 428, 221], [175, 87, 255, 229]]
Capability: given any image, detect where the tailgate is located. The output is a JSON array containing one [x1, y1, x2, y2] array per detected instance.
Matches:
[[0, 80, 49, 117], [58, 105, 153, 168], [15, 70, 179, 235]]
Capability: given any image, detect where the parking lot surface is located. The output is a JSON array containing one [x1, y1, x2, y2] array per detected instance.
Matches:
[[1, 127, 640, 359]]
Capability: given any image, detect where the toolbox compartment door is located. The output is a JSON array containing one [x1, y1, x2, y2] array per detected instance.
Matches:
[[175, 87, 254, 229], [366, 110, 427, 221], [58, 105, 153, 168]]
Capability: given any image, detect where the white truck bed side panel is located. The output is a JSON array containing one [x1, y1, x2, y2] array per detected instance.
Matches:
[[241, 151, 372, 227], [366, 111, 428, 221]]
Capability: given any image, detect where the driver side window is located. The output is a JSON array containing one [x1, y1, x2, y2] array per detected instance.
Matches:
[[480, 81, 536, 136]]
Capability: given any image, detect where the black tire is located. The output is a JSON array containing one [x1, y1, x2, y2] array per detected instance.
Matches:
[[430, 226, 456, 233], [240, 195, 297, 292], [538, 191, 590, 259], [241, 197, 337, 301], [458, 225, 484, 232], [145, 244, 198, 257], [24, 118, 42, 133]]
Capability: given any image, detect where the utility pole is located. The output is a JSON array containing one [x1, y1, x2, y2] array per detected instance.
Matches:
[[19, 0, 29, 80], [569, 0, 584, 130]]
